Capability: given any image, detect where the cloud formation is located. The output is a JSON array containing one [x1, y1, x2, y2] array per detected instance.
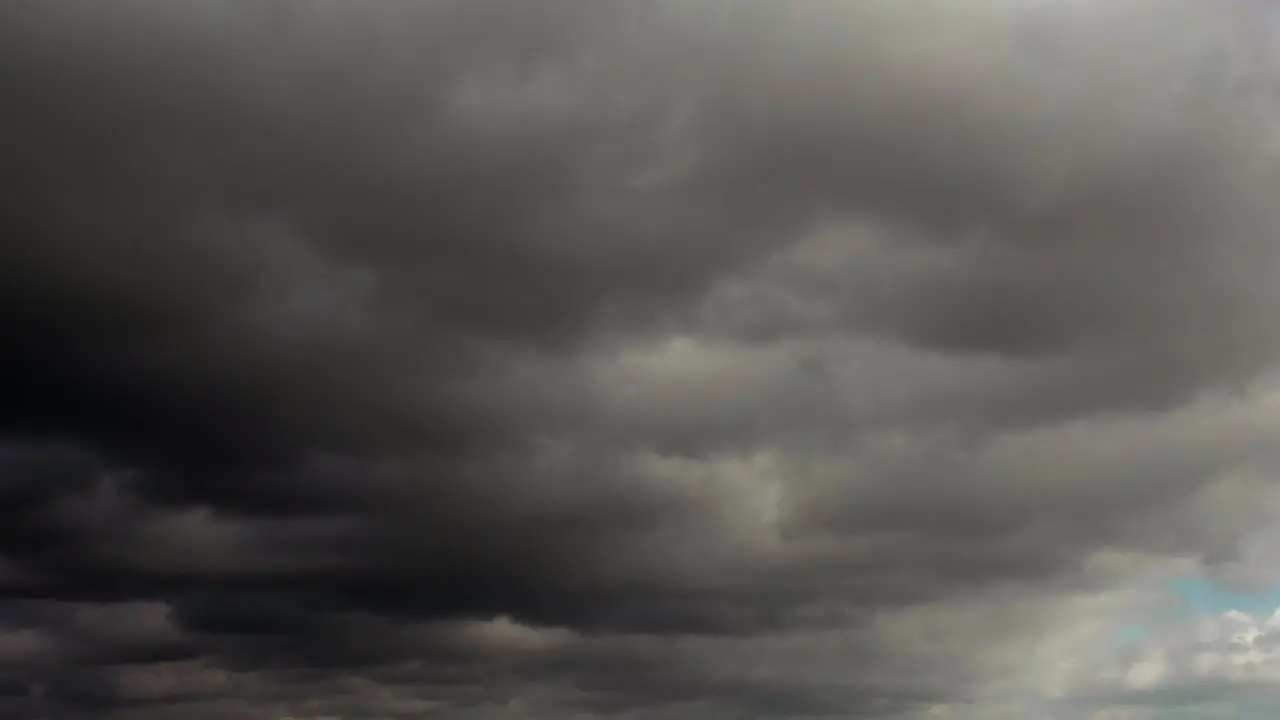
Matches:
[[3, 0, 1280, 717]]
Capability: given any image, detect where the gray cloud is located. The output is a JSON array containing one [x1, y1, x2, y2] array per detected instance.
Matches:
[[2, 0, 1280, 717]]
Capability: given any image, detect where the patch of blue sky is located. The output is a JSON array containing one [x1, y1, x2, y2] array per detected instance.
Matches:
[[1167, 576, 1280, 618], [1113, 622, 1146, 648], [1112, 576, 1280, 649]]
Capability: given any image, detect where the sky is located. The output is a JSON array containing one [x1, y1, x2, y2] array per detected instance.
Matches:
[[5, 0, 1280, 718], [1169, 578, 1280, 618]]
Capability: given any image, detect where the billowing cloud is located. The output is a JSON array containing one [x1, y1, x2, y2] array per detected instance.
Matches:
[[2, 0, 1280, 717]]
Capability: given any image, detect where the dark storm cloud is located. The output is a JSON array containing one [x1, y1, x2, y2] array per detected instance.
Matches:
[[3, 0, 1280, 717]]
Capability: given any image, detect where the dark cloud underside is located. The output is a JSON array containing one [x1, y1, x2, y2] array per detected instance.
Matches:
[[1, 1, 1279, 717]]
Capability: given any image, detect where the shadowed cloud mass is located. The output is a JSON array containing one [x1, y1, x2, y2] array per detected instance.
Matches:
[[3, 1, 1280, 717]]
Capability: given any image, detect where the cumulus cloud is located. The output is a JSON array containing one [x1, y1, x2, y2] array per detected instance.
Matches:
[[2, 0, 1280, 717], [1038, 595, 1280, 717]]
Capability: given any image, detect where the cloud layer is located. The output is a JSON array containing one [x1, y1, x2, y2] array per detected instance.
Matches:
[[3, 1, 1280, 717]]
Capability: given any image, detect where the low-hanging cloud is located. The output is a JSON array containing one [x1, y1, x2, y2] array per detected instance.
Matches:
[[3, 0, 1280, 717]]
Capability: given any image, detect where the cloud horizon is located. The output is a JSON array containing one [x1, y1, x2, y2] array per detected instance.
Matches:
[[3, 1, 1280, 718]]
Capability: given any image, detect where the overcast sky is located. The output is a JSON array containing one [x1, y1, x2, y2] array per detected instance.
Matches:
[[4, 1, 1280, 718]]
